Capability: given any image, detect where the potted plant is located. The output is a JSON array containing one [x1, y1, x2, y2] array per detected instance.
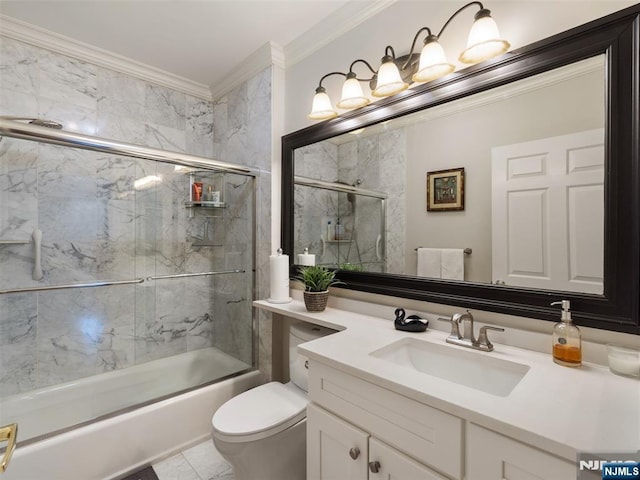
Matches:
[[294, 265, 344, 312]]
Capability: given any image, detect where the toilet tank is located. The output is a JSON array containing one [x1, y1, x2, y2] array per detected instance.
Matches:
[[289, 322, 336, 392]]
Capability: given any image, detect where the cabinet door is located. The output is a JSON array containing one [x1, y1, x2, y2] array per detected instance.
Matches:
[[307, 403, 369, 480], [310, 361, 463, 479], [467, 423, 576, 480], [369, 437, 448, 480]]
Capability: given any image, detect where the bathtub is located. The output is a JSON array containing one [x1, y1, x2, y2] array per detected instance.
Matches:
[[1, 348, 262, 480]]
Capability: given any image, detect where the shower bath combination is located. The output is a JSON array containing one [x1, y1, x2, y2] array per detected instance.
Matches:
[[295, 175, 386, 272], [0, 116, 258, 456]]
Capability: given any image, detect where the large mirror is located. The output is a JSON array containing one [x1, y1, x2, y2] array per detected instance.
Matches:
[[282, 6, 639, 334]]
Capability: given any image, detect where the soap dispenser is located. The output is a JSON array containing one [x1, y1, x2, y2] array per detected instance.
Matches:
[[551, 300, 582, 367]]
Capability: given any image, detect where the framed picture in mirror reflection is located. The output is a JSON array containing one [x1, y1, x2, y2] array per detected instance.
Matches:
[[427, 167, 465, 211]]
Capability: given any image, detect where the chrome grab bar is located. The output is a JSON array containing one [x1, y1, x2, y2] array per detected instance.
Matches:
[[0, 278, 145, 295], [0, 270, 245, 295], [32, 228, 43, 281], [147, 270, 245, 281]]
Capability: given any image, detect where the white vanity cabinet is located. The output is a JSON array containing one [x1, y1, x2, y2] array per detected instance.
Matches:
[[466, 423, 575, 480], [307, 403, 446, 480], [255, 300, 636, 480], [307, 360, 578, 480], [307, 361, 462, 479]]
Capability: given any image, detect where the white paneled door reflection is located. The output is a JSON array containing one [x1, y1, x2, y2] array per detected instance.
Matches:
[[491, 129, 604, 294]]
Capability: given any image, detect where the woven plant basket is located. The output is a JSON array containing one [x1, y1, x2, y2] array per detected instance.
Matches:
[[303, 290, 329, 312]]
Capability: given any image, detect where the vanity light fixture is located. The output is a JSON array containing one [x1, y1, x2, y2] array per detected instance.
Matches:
[[337, 71, 370, 109], [307, 1, 510, 121], [372, 46, 409, 97], [308, 84, 338, 120]]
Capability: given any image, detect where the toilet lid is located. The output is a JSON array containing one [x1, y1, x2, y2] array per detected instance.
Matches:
[[212, 382, 308, 443]]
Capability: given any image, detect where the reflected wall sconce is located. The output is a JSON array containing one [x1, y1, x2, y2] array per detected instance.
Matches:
[[308, 1, 510, 121]]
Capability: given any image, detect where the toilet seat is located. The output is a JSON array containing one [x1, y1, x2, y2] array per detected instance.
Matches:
[[212, 381, 308, 443]]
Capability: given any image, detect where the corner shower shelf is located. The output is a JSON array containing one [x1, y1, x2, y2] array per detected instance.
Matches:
[[186, 171, 227, 244]]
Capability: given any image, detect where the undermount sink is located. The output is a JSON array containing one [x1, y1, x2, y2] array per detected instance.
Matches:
[[370, 337, 530, 397]]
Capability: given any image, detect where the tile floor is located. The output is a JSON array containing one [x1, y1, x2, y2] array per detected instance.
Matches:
[[152, 439, 234, 480]]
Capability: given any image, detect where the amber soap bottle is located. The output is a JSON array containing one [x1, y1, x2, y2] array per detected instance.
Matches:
[[551, 300, 582, 367]]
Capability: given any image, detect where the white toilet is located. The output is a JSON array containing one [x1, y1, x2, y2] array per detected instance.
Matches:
[[211, 321, 335, 480]]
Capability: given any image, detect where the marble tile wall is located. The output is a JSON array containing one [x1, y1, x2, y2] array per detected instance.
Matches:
[[212, 67, 272, 378], [0, 36, 270, 396], [293, 142, 339, 267], [338, 129, 406, 274], [293, 130, 406, 273]]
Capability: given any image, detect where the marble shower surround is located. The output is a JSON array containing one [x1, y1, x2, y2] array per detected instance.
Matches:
[[0, 144, 255, 395], [0, 36, 272, 395], [212, 67, 273, 380], [293, 130, 406, 273], [338, 129, 406, 274], [294, 141, 339, 266]]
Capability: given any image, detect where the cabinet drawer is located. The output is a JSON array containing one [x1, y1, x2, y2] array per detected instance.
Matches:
[[309, 361, 463, 479], [467, 423, 576, 480]]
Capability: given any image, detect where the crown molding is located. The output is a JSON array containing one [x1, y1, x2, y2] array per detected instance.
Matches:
[[283, 0, 396, 68], [0, 1, 397, 104], [209, 41, 284, 101], [208, 1, 397, 101], [0, 14, 213, 100]]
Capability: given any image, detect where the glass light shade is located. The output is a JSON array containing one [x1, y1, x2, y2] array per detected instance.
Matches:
[[413, 40, 455, 83], [372, 60, 408, 97], [336, 76, 370, 109], [459, 15, 510, 64], [308, 90, 337, 120]]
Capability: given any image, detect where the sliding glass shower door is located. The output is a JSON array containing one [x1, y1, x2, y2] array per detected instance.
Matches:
[[0, 132, 255, 442]]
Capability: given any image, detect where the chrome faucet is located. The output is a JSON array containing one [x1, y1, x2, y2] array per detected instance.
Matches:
[[437, 310, 504, 352]]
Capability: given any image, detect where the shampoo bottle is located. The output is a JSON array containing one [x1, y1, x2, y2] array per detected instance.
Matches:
[[551, 300, 581, 367], [335, 218, 344, 240], [326, 221, 334, 241]]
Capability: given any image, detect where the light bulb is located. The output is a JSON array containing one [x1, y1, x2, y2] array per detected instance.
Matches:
[[372, 56, 408, 97], [459, 10, 510, 64], [413, 36, 455, 83], [337, 74, 370, 110], [308, 87, 337, 120]]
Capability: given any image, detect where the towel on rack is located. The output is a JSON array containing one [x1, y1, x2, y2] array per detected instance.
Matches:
[[441, 248, 464, 280], [417, 248, 441, 278]]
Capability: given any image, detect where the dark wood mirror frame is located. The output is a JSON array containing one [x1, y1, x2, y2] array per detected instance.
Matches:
[[282, 5, 639, 334]]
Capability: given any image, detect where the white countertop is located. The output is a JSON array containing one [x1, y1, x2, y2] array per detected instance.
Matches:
[[255, 299, 640, 462]]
